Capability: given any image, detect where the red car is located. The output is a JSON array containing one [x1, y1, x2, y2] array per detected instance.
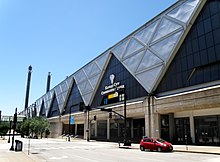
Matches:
[[140, 137, 173, 152]]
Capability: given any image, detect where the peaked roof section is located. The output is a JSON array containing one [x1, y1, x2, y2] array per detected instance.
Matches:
[[47, 93, 60, 118], [39, 100, 46, 117], [35, 76, 73, 117], [73, 52, 110, 106], [28, 0, 206, 115], [53, 76, 73, 113], [111, 0, 205, 93]]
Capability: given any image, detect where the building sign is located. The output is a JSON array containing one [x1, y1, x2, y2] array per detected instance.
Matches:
[[70, 116, 74, 125], [101, 74, 125, 96], [101, 74, 125, 105], [108, 92, 118, 99]]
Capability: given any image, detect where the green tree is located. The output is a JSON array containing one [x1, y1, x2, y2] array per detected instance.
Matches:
[[18, 117, 50, 139], [0, 125, 9, 137]]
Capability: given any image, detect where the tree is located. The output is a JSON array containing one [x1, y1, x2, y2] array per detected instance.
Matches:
[[18, 117, 50, 138], [0, 125, 9, 137]]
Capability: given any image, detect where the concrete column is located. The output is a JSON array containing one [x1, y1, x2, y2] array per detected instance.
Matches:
[[169, 113, 175, 142], [50, 121, 63, 138], [150, 96, 160, 138], [144, 98, 150, 137], [107, 119, 110, 140], [75, 124, 77, 135], [95, 121, 97, 137], [84, 112, 87, 140], [130, 119, 134, 139], [190, 111, 195, 143]]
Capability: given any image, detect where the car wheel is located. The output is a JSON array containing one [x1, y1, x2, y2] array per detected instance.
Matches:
[[157, 147, 162, 152], [140, 146, 145, 151]]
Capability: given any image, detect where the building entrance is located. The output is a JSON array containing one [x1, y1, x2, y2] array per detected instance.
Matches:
[[195, 115, 220, 146], [174, 118, 191, 144]]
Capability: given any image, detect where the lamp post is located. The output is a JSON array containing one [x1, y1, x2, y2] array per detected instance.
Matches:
[[86, 106, 91, 142], [123, 88, 128, 146], [100, 87, 130, 146], [8, 120, 12, 143], [10, 108, 17, 151], [68, 105, 74, 142]]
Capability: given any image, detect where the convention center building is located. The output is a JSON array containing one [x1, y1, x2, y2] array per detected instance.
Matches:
[[21, 0, 220, 146]]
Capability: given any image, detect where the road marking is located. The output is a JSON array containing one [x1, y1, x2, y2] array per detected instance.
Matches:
[[49, 155, 68, 160], [72, 155, 99, 162]]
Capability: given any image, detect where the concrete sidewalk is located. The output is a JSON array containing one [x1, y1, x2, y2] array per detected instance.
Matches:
[[120, 143, 220, 155], [0, 139, 40, 162], [173, 145, 220, 155], [1, 138, 220, 162]]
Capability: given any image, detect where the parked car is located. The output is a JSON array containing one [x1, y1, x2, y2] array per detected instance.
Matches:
[[140, 137, 173, 152]]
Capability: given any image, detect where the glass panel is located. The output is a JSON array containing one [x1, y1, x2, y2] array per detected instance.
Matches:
[[96, 52, 109, 70], [66, 77, 73, 88], [83, 81, 93, 93], [111, 39, 129, 60], [82, 92, 93, 106], [123, 38, 144, 59], [136, 65, 163, 92], [89, 76, 99, 89], [123, 49, 145, 73], [84, 62, 100, 78], [55, 85, 62, 95], [152, 18, 182, 42], [136, 50, 163, 73], [151, 30, 183, 61], [74, 70, 87, 84], [77, 81, 87, 94], [60, 81, 67, 92], [167, 0, 200, 23], [134, 20, 159, 44]]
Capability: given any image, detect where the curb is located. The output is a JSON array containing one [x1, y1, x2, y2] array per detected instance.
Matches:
[[173, 150, 220, 155]]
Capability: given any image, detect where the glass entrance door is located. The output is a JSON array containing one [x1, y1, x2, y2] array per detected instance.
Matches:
[[174, 118, 191, 144], [195, 116, 219, 145]]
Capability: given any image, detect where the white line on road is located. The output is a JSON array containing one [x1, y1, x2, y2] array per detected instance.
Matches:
[[71, 154, 100, 162]]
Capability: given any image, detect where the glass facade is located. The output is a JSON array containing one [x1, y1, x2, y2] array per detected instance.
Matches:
[[62, 81, 84, 115], [19, 0, 220, 146], [47, 94, 60, 118], [194, 115, 220, 145], [156, 0, 220, 93], [174, 118, 191, 144], [91, 55, 148, 108]]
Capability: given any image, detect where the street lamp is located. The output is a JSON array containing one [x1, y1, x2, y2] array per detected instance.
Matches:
[[100, 87, 131, 146], [122, 88, 130, 146], [85, 106, 91, 142], [8, 120, 12, 143], [10, 107, 17, 151], [68, 105, 74, 142]]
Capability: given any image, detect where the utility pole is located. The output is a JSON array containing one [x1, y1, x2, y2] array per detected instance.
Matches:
[[10, 108, 17, 151]]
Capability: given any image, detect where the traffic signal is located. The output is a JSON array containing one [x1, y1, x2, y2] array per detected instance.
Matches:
[[79, 102, 84, 111], [109, 112, 112, 119], [94, 115, 96, 121], [85, 106, 91, 111]]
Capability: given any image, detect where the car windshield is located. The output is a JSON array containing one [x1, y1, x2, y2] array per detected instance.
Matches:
[[156, 138, 166, 143]]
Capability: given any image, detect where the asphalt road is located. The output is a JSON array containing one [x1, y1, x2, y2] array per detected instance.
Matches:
[[18, 138, 220, 162]]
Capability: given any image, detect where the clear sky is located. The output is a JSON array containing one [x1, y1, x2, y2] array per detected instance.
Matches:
[[0, 0, 177, 115]]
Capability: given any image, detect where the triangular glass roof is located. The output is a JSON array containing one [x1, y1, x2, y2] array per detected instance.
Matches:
[[28, 0, 205, 114], [39, 100, 46, 117], [35, 76, 73, 117], [73, 52, 109, 106], [47, 93, 60, 118], [111, 0, 203, 93]]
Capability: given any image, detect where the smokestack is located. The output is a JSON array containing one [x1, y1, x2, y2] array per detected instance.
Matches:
[[24, 65, 32, 110], [46, 72, 51, 93]]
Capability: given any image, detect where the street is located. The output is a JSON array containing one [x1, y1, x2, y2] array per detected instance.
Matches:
[[14, 138, 220, 162]]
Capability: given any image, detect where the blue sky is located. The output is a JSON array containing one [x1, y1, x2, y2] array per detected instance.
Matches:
[[0, 0, 177, 115]]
